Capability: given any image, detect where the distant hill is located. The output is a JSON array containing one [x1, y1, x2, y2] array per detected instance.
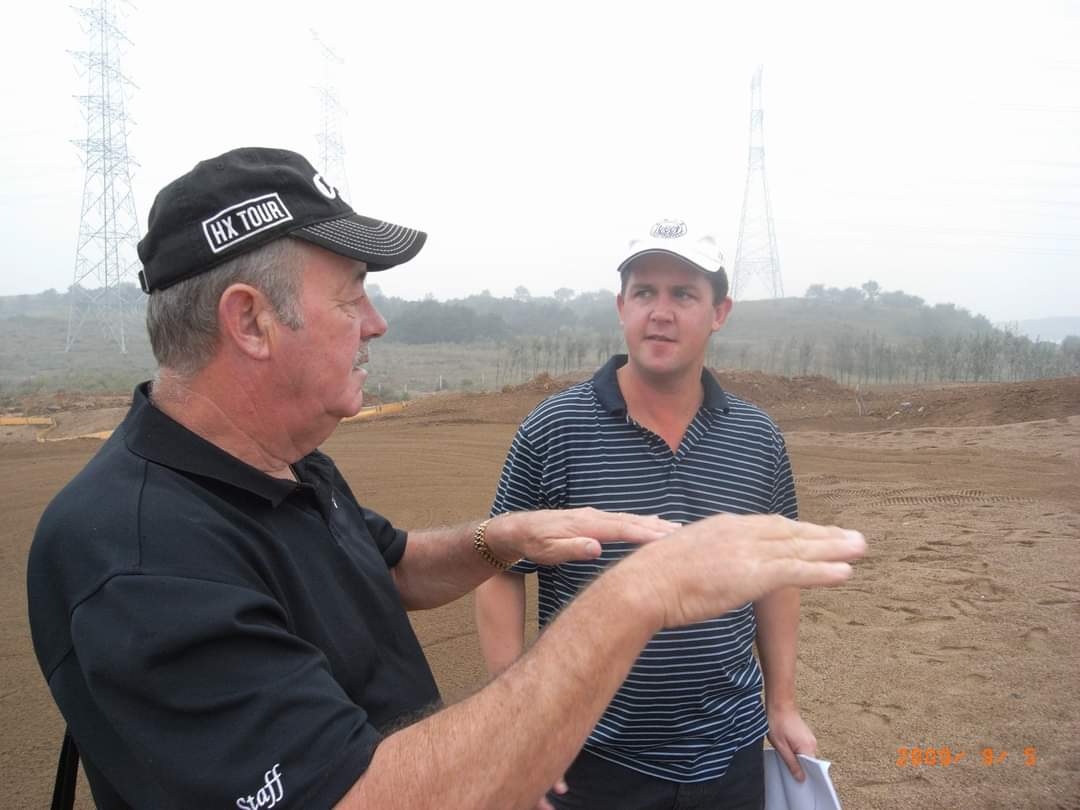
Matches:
[[2, 282, 1077, 394], [1015, 317, 1080, 344], [0, 282, 1036, 347]]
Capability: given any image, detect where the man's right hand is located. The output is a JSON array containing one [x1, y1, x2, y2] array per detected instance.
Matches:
[[615, 514, 865, 631], [339, 514, 864, 810]]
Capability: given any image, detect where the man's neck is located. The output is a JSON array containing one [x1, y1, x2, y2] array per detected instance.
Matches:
[[151, 369, 300, 480], [616, 361, 704, 451]]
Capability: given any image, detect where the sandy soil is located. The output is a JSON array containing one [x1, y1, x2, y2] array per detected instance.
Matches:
[[1, 374, 1078, 809]]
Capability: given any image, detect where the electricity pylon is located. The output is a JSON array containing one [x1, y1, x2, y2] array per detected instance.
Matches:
[[311, 29, 352, 201], [733, 65, 784, 300], [67, 0, 142, 352]]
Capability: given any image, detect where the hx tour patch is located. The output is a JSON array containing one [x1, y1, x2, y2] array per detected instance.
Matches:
[[202, 193, 294, 254]]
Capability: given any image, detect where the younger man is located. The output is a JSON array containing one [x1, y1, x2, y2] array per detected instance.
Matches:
[[476, 220, 813, 809]]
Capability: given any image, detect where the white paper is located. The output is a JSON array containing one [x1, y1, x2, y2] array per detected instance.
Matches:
[[763, 749, 843, 810]]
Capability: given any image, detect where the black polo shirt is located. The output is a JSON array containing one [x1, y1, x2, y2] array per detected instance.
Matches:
[[27, 384, 439, 809]]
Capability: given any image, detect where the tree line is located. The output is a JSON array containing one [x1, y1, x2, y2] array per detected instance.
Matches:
[[473, 282, 1079, 387], [706, 330, 1080, 385], [485, 326, 1079, 388], [3, 281, 1077, 390]]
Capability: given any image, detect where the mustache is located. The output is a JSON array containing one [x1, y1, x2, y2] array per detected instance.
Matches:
[[353, 344, 370, 368]]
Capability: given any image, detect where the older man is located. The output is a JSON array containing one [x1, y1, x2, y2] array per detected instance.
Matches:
[[27, 148, 863, 810]]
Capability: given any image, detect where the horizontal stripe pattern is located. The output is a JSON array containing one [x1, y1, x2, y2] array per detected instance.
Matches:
[[491, 360, 797, 782]]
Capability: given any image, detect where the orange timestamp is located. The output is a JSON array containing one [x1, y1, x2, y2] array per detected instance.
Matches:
[[896, 746, 1037, 767]]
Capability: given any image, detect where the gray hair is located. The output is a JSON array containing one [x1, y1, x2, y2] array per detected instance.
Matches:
[[146, 237, 307, 377]]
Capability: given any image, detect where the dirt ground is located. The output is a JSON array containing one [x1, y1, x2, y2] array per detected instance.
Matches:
[[1, 373, 1078, 809]]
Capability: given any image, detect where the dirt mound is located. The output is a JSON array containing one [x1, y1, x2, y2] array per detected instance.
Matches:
[[5, 375, 1078, 445], [861, 377, 1080, 427], [358, 373, 585, 429], [710, 369, 852, 411], [43, 408, 130, 440], [0, 391, 131, 417], [712, 373, 1080, 432], [500, 371, 587, 395]]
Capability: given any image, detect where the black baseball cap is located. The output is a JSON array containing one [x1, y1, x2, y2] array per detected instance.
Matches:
[[136, 147, 427, 293]]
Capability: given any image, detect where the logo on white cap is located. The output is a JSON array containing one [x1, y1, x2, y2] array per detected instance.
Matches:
[[650, 219, 687, 239]]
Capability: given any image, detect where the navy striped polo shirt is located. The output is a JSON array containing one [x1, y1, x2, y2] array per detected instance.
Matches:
[[491, 354, 798, 782]]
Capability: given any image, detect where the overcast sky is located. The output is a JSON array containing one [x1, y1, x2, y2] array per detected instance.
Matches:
[[1, 0, 1077, 323]]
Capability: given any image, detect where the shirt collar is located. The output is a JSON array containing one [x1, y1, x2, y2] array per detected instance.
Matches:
[[591, 355, 730, 417], [122, 382, 304, 507]]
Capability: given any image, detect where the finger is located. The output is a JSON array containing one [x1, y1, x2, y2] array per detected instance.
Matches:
[[533, 537, 602, 564], [776, 742, 805, 782], [788, 530, 866, 563], [781, 560, 856, 588], [573, 538, 602, 559], [537, 778, 568, 810], [784, 519, 864, 544], [698, 513, 862, 551], [570, 510, 679, 544], [598, 511, 678, 540], [730, 513, 855, 543]]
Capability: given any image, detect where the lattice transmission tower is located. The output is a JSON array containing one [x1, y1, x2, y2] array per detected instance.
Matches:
[[733, 65, 784, 300], [311, 29, 352, 200], [67, 0, 142, 352]]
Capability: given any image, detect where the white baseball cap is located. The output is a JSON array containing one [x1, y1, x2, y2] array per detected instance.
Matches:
[[616, 218, 726, 277]]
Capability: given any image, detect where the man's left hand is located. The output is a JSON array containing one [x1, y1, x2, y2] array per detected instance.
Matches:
[[491, 508, 677, 566]]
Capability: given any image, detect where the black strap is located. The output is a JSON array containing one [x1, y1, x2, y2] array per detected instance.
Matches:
[[51, 729, 79, 810]]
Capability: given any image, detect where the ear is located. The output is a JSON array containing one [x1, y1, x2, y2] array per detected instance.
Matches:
[[711, 296, 733, 332], [616, 292, 625, 324], [218, 283, 275, 361]]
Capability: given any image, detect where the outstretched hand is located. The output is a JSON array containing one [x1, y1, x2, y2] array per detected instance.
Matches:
[[622, 514, 866, 630], [491, 508, 677, 566]]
